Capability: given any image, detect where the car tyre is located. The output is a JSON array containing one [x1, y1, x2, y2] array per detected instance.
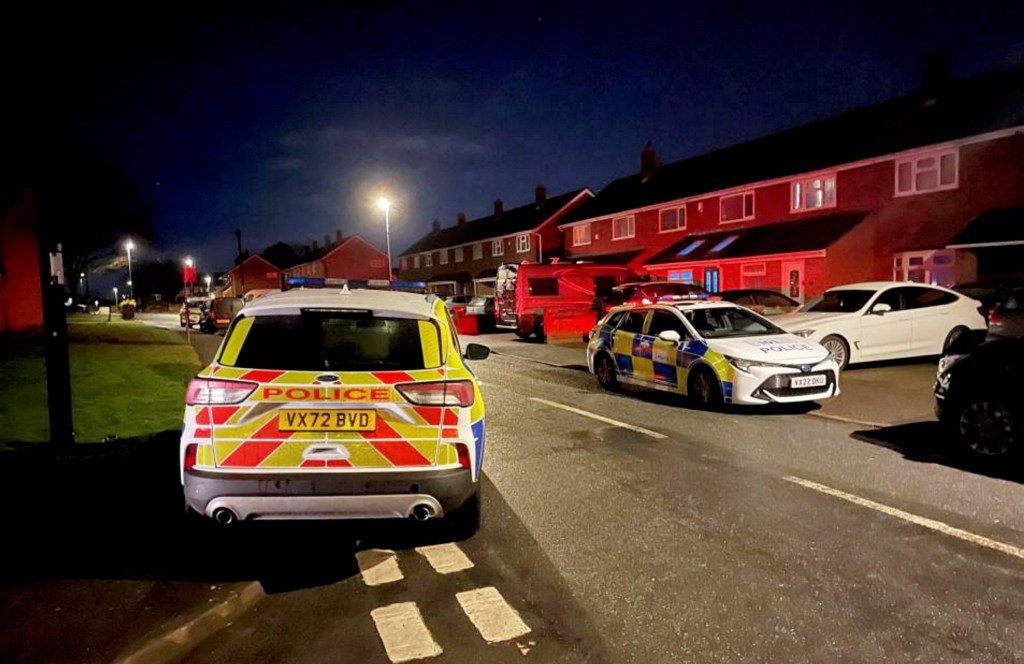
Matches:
[[179, 319, 187, 328], [942, 326, 969, 355], [534, 320, 546, 342], [820, 334, 849, 371], [445, 492, 480, 540], [688, 365, 722, 409], [595, 353, 619, 391], [956, 398, 1019, 459]]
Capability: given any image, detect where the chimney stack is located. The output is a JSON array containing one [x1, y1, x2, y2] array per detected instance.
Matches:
[[535, 184, 547, 206], [324, 234, 331, 248], [640, 141, 658, 181], [336, 229, 343, 244], [432, 219, 441, 233], [493, 199, 504, 219], [312, 240, 318, 251], [457, 211, 467, 226]]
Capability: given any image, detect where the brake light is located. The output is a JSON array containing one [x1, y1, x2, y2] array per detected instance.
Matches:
[[185, 378, 258, 405], [396, 380, 475, 407], [454, 443, 471, 470], [989, 309, 1004, 327], [183, 443, 198, 470]]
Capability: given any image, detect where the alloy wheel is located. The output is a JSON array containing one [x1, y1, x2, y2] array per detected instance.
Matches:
[[822, 337, 847, 369], [959, 401, 1016, 457]]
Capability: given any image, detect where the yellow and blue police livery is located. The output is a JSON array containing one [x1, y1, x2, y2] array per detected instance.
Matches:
[[586, 301, 840, 406]]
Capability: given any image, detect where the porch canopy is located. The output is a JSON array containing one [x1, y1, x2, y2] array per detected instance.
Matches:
[[947, 208, 1024, 249], [645, 211, 866, 267]]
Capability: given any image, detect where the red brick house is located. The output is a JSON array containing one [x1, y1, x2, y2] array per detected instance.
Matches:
[[557, 66, 1024, 302], [0, 189, 44, 334], [221, 253, 281, 297], [284, 234, 390, 282], [398, 186, 592, 296]]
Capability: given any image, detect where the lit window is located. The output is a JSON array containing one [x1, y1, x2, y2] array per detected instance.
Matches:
[[517, 234, 530, 253], [612, 216, 635, 240], [659, 206, 686, 232], [720, 192, 755, 222], [710, 234, 739, 253], [454, 246, 464, 262], [791, 175, 836, 211], [492, 239, 504, 256], [472, 243, 482, 260], [677, 239, 704, 256], [895, 150, 958, 195], [572, 224, 591, 246]]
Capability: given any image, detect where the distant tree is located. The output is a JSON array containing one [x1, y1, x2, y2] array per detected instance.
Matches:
[[134, 259, 184, 306]]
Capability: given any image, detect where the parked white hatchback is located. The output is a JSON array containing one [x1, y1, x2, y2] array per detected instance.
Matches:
[[773, 281, 987, 369]]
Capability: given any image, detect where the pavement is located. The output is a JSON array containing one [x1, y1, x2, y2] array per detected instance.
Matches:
[[2, 315, 1020, 662]]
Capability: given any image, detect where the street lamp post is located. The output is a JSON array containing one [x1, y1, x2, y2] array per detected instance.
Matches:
[[125, 240, 135, 299], [204, 274, 212, 295], [110, 286, 118, 321], [377, 197, 394, 281]]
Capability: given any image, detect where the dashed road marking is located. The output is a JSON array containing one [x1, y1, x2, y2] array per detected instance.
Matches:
[[529, 397, 667, 439], [456, 586, 532, 643], [784, 476, 1024, 562], [371, 602, 442, 663], [356, 549, 404, 586], [415, 543, 474, 574]]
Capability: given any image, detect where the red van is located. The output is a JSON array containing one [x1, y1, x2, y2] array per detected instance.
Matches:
[[495, 262, 637, 340]]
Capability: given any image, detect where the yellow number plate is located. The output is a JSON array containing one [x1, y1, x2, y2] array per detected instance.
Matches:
[[278, 410, 376, 432]]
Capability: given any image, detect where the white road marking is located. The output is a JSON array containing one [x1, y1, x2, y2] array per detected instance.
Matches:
[[784, 476, 1024, 562], [529, 397, 667, 439], [356, 549, 404, 586], [456, 586, 532, 643], [415, 543, 474, 574], [808, 411, 887, 429], [370, 602, 442, 663]]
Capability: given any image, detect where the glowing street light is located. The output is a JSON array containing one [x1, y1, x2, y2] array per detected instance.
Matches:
[[376, 197, 394, 281], [204, 274, 212, 294], [124, 239, 135, 299]]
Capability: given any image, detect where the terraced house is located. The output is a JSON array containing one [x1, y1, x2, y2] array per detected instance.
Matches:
[[557, 65, 1024, 302], [398, 186, 592, 296]]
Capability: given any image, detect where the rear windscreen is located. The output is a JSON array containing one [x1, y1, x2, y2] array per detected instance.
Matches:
[[221, 312, 442, 371]]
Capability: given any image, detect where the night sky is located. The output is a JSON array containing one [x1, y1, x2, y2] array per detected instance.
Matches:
[[7, 1, 1024, 274]]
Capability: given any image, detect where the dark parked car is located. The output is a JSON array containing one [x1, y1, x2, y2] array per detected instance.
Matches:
[[987, 287, 1024, 340], [935, 337, 1022, 460], [954, 279, 1024, 319], [202, 296, 244, 333], [718, 289, 800, 315]]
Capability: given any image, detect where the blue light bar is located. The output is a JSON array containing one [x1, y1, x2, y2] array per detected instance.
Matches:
[[283, 276, 428, 293]]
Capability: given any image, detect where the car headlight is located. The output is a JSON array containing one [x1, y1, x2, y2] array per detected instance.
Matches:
[[793, 329, 815, 338], [726, 356, 782, 372], [936, 353, 966, 379]]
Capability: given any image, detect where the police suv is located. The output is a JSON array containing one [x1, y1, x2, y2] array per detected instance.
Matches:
[[180, 283, 488, 534], [586, 301, 840, 406]]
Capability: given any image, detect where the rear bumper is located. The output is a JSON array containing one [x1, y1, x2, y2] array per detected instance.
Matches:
[[184, 466, 475, 521]]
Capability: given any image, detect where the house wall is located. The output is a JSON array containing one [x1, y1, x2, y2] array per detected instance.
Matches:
[[283, 260, 325, 279], [228, 256, 281, 295], [399, 232, 541, 294], [0, 189, 44, 334], [578, 129, 1024, 296], [321, 237, 390, 280]]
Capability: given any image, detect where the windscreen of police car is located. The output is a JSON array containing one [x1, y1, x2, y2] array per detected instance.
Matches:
[[219, 311, 443, 371], [682, 306, 785, 339]]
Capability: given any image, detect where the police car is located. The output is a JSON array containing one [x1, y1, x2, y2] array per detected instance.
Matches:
[[585, 301, 840, 406], [179, 283, 488, 535]]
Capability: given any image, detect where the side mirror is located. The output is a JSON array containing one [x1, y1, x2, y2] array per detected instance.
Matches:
[[870, 302, 892, 315], [658, 329, 682, 344], [463, 343, 490, 361]]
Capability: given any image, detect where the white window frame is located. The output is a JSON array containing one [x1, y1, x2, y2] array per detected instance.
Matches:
[[894, 149, 959, 196], [454, 246, 464, 263], [492, 239, 504, 256], [611, 215, 635, 240], [572, 223, 592, 246], [424, 252, 433, 268], [720, 191, 755, 223], [439, 248, 448, 265], [791, 174, 837, 212], [516, 234, 530, 253], [472, 243, 483, 260], [413, 255, 421, 268], [658, 205, 687, 233]]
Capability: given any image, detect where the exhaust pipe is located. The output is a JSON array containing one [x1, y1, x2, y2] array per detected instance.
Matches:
[[212, 507, 238, 525], [411, 503, 435, 522]]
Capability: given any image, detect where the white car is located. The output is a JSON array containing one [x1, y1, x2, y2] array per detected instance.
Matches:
[[773, 281, 987, 369], [585, 302, 840, 406]]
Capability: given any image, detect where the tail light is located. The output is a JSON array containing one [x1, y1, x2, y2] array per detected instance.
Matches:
[[396, 380, 475, 407], [183, 443, 198, 470], [989, 309, 1004, 327], [185, 378, 257, 405], [454, 443, 471, 470]]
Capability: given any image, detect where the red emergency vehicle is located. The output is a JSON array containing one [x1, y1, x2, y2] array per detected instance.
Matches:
[[495, 262, 637, 340]]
